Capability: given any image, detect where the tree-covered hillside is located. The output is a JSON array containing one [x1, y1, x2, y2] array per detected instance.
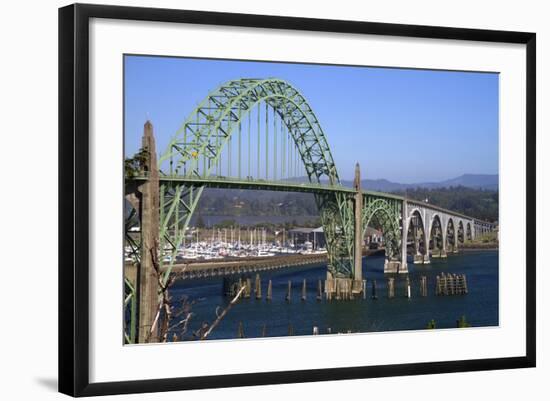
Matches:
[[396, 186, 498, 222], [195, 186, 498, 223], [197, 189, 318, 217]]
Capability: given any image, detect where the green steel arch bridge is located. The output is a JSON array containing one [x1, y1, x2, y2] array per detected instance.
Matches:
[[124, 78, 496, 343]]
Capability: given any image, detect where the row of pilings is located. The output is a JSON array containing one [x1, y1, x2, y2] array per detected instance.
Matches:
[[435, 273, 468, 295], [223, 273, 468, 301]]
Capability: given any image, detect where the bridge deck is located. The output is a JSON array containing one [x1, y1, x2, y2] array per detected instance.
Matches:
[[130, 175, 493, 225], [137, 174, 405, 200], [157, 175, 356, 195]]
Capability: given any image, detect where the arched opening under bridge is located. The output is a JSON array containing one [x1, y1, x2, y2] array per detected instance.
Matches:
[[446, 218, 457, 253], [457, 221, 465, 245], [466, 222, 473, 241], [429, 215, 446, 258], [406, 209, 429, 264], [362, 197, 403, 274]]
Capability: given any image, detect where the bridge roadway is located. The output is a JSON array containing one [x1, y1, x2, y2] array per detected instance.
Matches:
[[143, 174, 490, 225]]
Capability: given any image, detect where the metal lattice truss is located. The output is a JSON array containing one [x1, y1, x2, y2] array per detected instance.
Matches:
[[156, 78, 355, 279], [362, 196, 402, 260]]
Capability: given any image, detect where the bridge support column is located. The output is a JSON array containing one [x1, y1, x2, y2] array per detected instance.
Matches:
[[382, 198, 408, 274], [399, 199, 408, 273], [132, 121, 160, 343], [384, 259, 401, 273], [353, 163, 363, 282], [413, 229, 423, 264], [441, 232, 448, 258]]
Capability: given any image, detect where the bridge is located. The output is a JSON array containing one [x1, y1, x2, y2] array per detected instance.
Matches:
[[124, 78, 496, 343]]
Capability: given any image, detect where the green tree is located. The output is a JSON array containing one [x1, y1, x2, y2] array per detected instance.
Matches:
[[124, 147, 149, 178]]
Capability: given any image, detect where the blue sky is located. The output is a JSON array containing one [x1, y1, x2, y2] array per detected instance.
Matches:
[[124, 55, 498, 183]]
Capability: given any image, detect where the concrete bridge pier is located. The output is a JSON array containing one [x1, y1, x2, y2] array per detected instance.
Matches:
[[399, 199, 409, 273], [384, 259, 406, 273], [383, 198, 409, 273], [441, 235, 448, 258], [125, 121, 160, 343], [413, 229, 424, 264], [324, 163, 366, 299], [353, 163, 363, 283]]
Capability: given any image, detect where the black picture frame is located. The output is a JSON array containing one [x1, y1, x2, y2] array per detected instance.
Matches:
[[59, 3, 536, 397]]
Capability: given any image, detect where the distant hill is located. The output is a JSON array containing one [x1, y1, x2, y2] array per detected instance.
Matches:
[[190, 173, 499, 222], [435, 174, 499, 190], [339, 174, 499, 192]]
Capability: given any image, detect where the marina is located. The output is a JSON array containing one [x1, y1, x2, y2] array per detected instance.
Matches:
[[125, 226, 329, 264]]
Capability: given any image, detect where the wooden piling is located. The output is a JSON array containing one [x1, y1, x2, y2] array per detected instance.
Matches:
[[436, 273, 468, 296], [286, 280, 292, 302], [362, 279, 367, 299], [255, 274, 262, 299], [405, 276, 411, 298], [261, 323, 267, 337], [371, 279, 378, 300], [387, 277, 395, 298], [237, 321, 245, 338], [222, 277, 229, 296], [454, 274, 460, 294], [317, 279, 323, 301], [244, 278, 251, 298], [288, 324, 294, 336], [301, 279, 307, 301], [266, 279, 272, 301], [420, 276, 427, 297]]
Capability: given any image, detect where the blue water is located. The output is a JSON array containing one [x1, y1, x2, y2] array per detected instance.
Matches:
[[169, 250, 498, 340]]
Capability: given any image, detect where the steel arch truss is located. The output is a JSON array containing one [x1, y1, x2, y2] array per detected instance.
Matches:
[[157, 78, 355, 278], [362, 196, 402, 260]]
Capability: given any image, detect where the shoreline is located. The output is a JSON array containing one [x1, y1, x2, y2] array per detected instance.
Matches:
[[460, 246, 499, 252]]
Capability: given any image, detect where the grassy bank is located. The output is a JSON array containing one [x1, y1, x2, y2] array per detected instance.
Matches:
[[462, 231, 498, 249]]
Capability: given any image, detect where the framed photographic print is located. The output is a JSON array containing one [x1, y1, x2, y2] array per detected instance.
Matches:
[[58, 3, 536, 397]]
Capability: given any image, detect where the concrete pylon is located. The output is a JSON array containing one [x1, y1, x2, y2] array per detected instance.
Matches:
[[400, 199, 408, 273], [137, 121, 160, 343], [353, 163, 363, 282]]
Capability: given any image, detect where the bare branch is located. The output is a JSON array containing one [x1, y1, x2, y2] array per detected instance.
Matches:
[[201, 285, 246, 340]]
